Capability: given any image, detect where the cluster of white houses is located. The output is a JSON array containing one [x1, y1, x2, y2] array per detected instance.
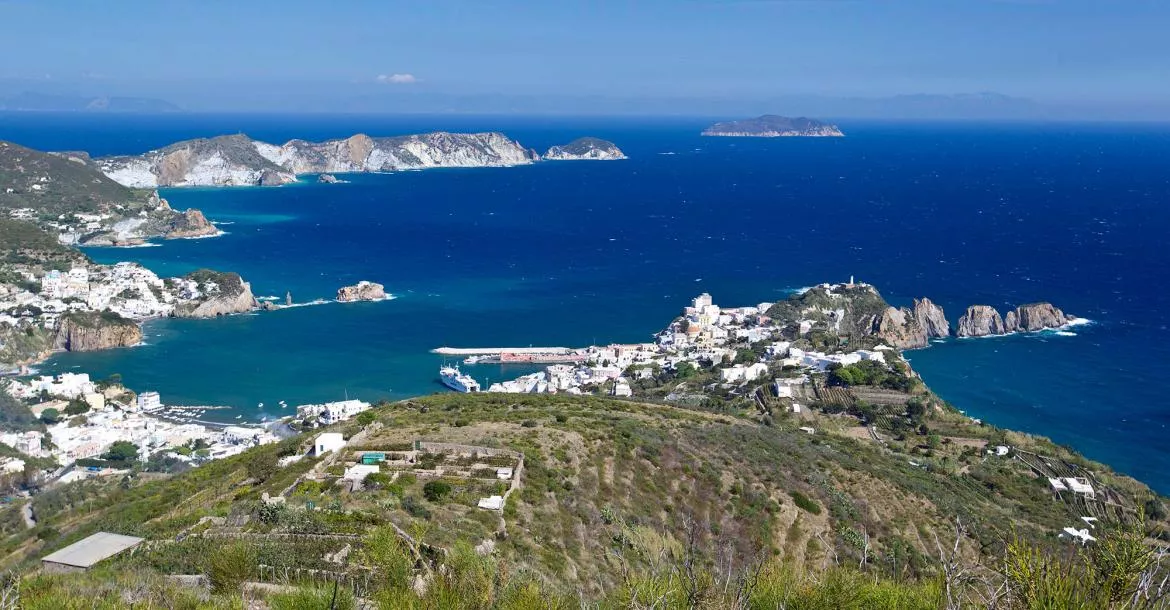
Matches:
[[0, 260, 215, 343], [1, 374, 281, 482], [475, 291, 893, 397]]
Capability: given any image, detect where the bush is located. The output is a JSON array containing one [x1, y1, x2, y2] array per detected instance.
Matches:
[[402, 495, 431, 519], [206, 542, 256, 594], [423, 480, 452, 503], [790, 490, 821, 515], [101, 441, 138, 463]]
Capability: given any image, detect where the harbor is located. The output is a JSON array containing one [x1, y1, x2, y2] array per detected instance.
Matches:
[[432, 346, 587, 365]]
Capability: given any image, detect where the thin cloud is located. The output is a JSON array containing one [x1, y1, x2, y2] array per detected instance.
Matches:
[[376, 73, 418, 85]]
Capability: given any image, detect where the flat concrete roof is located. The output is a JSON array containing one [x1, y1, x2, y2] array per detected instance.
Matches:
[[41, 532, 144, 568]]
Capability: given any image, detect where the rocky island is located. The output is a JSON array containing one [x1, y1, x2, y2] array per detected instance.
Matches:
[[702, 115, 844, 137], [543, 137, 626, 160], [90, 131, 626, 188], [336, 280, 387, 302]]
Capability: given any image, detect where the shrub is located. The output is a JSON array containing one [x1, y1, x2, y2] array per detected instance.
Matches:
[[423, 480, 452, 503], [790, 490, 821, 515], [206, 542, 256, 594]]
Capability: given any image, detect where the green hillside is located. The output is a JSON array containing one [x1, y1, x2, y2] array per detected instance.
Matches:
[[4, 393, 1166, 608], [0, 141, 155, 218]]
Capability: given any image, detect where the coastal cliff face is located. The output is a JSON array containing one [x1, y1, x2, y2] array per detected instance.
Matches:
[[873, 306, 928, 349], [544, 138, 627, 161], [702, 115, 844, 137], [53, 312, 142, 352], [92, 131, 625, 188], [98, 134, 298, 188], [871, 297, 952, 348], [336, 281, 387, 302], [956, 305, 1006, 337], [1005, 302, 1069, 332], [174, 270, 259, 318], [913, 298, 950, 339]]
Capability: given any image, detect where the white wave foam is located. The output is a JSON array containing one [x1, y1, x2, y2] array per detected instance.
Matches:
[[101, 242, 161, 249], [1054, 331, 1077, 337], [333, 295, 398, 304], [173, 230, 228, 240], [1064, 317, 1092, 327]]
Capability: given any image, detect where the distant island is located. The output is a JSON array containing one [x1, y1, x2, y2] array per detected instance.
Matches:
[[88, 133, 626, 188], [544, 137, 627, 161], [702, 115, 844, 137], [0, 92, 181, 113]]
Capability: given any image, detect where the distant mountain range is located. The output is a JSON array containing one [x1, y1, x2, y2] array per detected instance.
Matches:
[[0, 92, 181, 113]]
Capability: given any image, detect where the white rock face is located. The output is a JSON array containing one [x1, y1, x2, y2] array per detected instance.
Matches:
[[95, 131, 542, 187], [101, 158, 159, 188]]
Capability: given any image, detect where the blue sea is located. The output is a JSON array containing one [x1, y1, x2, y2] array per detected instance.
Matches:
[[3, 113, 1169, 493]]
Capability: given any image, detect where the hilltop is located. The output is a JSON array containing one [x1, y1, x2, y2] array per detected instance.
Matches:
[[3, 389, 1166, 607], [0, 140, 219, 245], [702, 115, 845, 137]]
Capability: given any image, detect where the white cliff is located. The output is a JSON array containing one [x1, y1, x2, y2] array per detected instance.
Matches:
[[97, 131, 550, 187]]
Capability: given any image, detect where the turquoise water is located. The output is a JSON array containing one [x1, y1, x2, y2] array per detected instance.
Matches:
[[7, 114, 1168, 492]]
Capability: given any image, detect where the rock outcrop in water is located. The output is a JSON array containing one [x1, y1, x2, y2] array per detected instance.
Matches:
[[544, 137, 626, 160], [867, 298, 950, 349], [702, 115, 844, 137], [956, 305, 1007, 337], [53, 312, 142, 352], [336, 281, 387, 302], [913, 298, 950, 339], [174, 270, 259, 318], [1005, 302, 1069, 333], [164, 208, 219, 239]]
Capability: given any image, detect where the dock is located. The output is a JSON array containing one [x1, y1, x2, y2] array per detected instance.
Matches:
[[432, 347, 574, 356]]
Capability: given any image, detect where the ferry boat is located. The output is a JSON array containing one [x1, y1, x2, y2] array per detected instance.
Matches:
[[439, 365, 481, 393]]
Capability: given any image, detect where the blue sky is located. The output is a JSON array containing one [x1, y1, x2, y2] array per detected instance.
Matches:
[[2, 1, 1169, 114]]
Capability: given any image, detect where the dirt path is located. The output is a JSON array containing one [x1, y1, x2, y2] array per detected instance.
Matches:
[[20, 502, 34, 529]]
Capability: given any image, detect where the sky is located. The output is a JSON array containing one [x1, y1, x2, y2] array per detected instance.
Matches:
[[2, 0, 1169, 116]]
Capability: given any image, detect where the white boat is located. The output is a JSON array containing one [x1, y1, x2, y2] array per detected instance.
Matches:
[[440, 365, 481, 393]]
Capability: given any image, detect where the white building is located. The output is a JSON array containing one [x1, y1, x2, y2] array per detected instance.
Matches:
[[136, 391, 162, 411], [343, 464, 380, 482], [314, 432, 345, 456], [477, 495, 505, 511], [296, 400, 371, 425]]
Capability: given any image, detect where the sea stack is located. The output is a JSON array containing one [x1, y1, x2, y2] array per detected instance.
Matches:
[[1005, 302, 1070, 332], [337, 281, 386, 302], [956, 305, 1006, 337], [912, 298, 950, 339]]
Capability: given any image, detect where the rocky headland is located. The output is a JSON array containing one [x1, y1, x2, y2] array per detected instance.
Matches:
[[336, 281, 387, 302], [0, 141, 219, 245], [544, 137, 626, 160], [702, 115, 844, 137], [768, 282, 1075, 349], [53, 311, 142, 352], [173, 270, 260, 318], [90, 131, 624, 188]]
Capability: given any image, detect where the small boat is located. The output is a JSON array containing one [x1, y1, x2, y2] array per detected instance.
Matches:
[[235, 415, 243, 419]]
